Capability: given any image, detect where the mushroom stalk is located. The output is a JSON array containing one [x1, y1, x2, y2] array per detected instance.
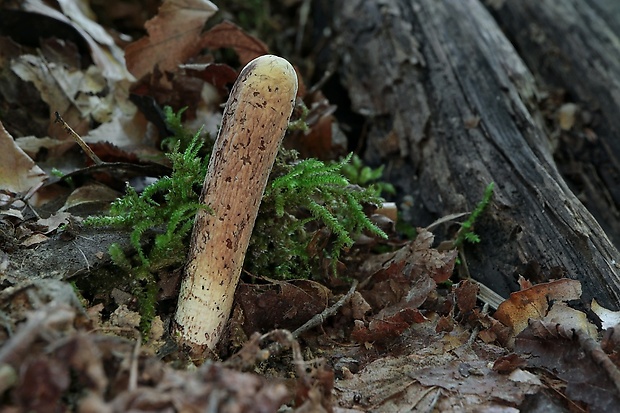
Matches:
[[173, 55, 298, 357]]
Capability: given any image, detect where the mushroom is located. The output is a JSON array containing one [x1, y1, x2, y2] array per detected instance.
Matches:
[[173, 55, 298, 357]]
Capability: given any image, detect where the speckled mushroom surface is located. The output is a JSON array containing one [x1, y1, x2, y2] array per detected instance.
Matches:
[[173, 55, 298, 357]]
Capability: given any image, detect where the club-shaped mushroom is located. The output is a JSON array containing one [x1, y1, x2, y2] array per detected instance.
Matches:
[[173, 55, 298, 358]]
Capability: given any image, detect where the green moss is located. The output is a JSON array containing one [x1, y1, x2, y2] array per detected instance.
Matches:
[[85, 129, 208, 266], [249, 151, 388, 277], [85, 110, 210, 335], [287, 101, 310, 133], [85, 107, 391, 333], [339, 154, 396, 197], [449, 181, 494, 271], [454, 182, 494, 249]]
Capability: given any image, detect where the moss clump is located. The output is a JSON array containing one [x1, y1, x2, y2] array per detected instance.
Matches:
[[85, 119, 210, 334], [86, 107, 391, 331], [454, 182, 494, 248], [85, 130, 208, 267], [340, 154, 396, 198], [248, 150, 389, 278]]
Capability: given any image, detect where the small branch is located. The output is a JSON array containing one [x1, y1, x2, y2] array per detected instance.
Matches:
[[128, 335, 141, 392], [577, 329, 620, 395], [225, 281, 359, 369], [292, 280, 359, 338], [54, 111, 103, 165]]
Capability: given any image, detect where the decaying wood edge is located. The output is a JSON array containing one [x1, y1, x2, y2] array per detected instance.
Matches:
[[324, 0, 620, 307], [172, 55, 298, 358]]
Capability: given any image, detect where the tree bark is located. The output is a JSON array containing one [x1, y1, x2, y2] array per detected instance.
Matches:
[[487, 0, 620, 249], [318, 0, 620, 308]]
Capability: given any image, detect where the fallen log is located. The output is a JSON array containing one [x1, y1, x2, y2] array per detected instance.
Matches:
[[488, 0, 620, 249], [317, 0, 620, 308]]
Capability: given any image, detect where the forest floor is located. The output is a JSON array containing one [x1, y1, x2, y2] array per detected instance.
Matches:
[[1, 1, 620, 412]]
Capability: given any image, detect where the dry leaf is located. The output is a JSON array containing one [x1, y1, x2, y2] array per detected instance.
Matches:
[[235, 280, 331, 336], [493, 278, 582, 346], [351, 307, 428, 343], [544, 302, 598, 338], [21, 233, 49, 247], [410, 360, 539, 405], [36, 212, 72, 234], [592, 299, 620, 330], [455, 279, 479, 314], [11, 53, 73, 118], [183, 62, 239, 95], [492, 353, 527, 373], [411, 228, 457, 283], [352, 229, 457, 344], [0, 121, 46, 193], [125, 0, 218, 80], [201, 21, 269, 66], [59, 183, 121, 212], [493, 278, 581, 348], [516, 320, 620, 411], [23, 0, 131, 81]]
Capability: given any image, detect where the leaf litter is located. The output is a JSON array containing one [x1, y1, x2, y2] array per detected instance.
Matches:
[[0, 1, 619, 412]]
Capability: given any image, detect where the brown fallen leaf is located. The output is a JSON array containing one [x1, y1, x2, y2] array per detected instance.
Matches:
[[361, 228, 457, 312], [59, 183, 121, 213], [516, 319, 620, 411], [0, 121, 47, 194], [492, 353, 527, 374], [200, 21, 269, 66], [235, 279, 331, 336], [455, 279, 479, 315], [411, 228, 457, 284], [352, 229, 456, 344], [493, 278, 582, 346], [125, 0, 219, 81], [183, 61, 240, 96], [335, 320, 528, 412], [351, 307, 428, 343], [409, 360, 540, 406]]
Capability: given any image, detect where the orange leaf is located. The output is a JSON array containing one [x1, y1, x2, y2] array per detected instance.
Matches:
[[493, 278, 582, 342]]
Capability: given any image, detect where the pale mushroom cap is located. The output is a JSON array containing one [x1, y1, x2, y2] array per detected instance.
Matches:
[[235, 54, 299, 102]]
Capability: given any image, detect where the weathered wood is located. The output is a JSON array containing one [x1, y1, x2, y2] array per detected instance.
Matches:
[[487, 0, 620, 249], [320, 0, 620, 308]]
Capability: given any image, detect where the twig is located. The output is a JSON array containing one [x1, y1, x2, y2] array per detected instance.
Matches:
[[295, 0, 311, 55], [465, 303, 489, 347], [54, 111, 103, 165], [577, 329, 620, 395], [128, 335, 141, 392], [292, 279, 359, 338], [244, 280, 359, 364]]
